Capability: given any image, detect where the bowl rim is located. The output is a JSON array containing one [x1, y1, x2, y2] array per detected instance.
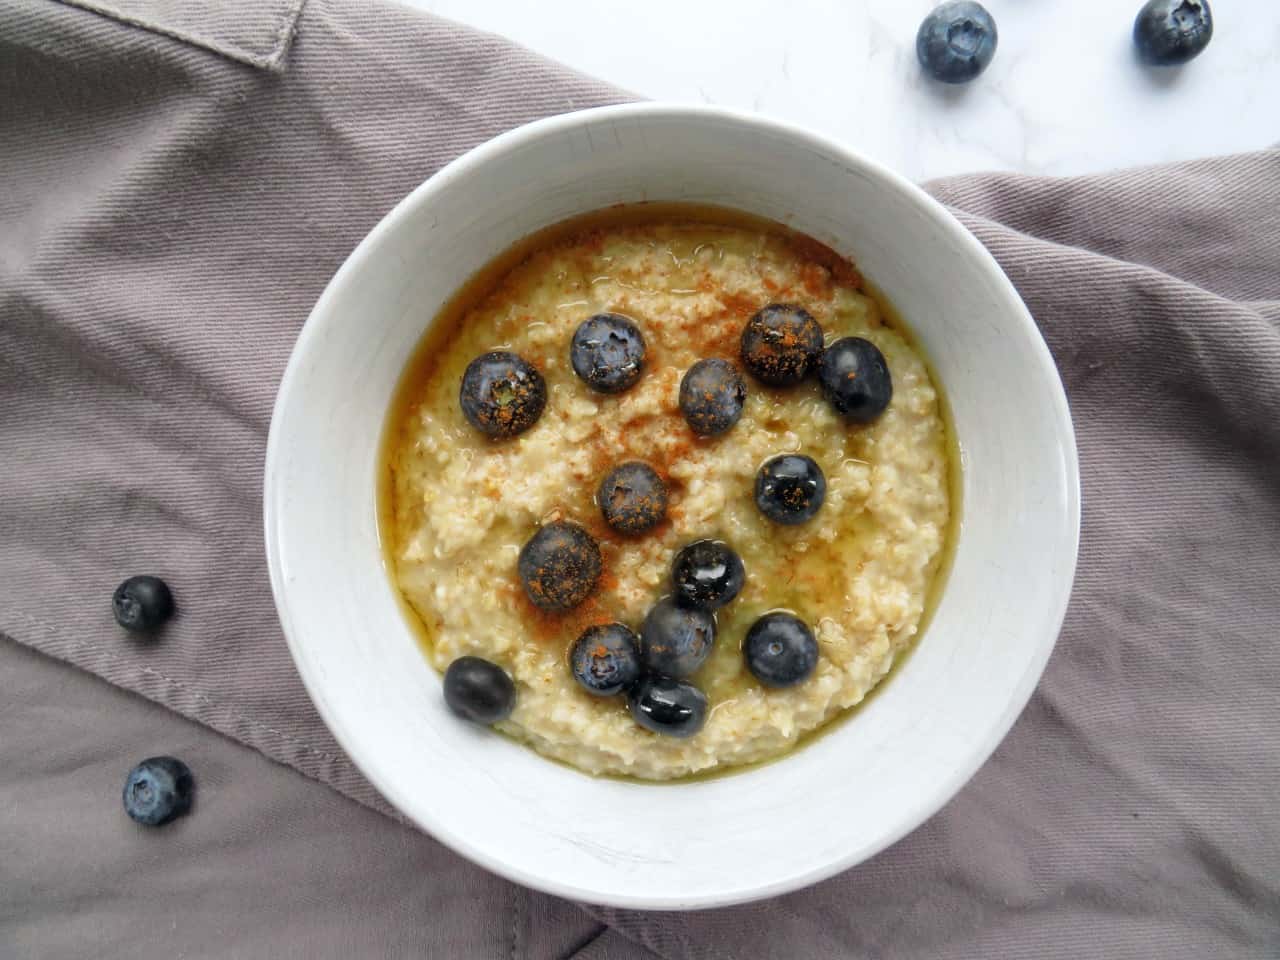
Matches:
[[264, 101, 1081, 910]]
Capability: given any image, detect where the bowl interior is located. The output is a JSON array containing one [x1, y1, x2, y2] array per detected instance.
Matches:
[[265, 105, 1078, 909]]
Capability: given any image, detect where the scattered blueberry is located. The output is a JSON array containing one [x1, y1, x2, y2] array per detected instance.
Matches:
[[628, 675, 708, 738], [679, 358, 747, 437], [755, 454, 826, 525], [570, 313, 646, 393], [443, 656, 516, 724], [744, 612, 819, 688], [570, 623, 642, 696], [818, 337, 893, 423], [640, 597, 715, 678], [671, 540, 745, 612], [740, 304, 824, 386], [916, 1, 998, 84], [598, 461, 668, 534], [518, 521, 602, 612], [112, 575, 174, 632], [459, 351, 546, 438], [122, 756, 194, 826], [1133, 0, 1212, 66]]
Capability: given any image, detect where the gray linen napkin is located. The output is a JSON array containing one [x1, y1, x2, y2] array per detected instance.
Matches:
[[2, 0, 1277, 957]]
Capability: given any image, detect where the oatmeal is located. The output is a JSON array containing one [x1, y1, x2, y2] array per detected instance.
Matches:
[[384, 210, 952, 780]]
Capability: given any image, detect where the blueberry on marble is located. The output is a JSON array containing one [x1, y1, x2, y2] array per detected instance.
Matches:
[[916, 1, 998, 84], [817, 337, 892, 423], [628, 675, 708, 738], [571, 313, 646, 393], [1133, 0, 1212, 66], [443, 656, 516, 725], [123, 756, 194, 826], [112, 575, 174, 632], [740, 304, 824, 386], [744, 612, 819, 688], [754, 454, 826, 525], [517, 521, 602, 612], [459, 351, 546, 438], [640, 597, 715, 678], [570, 623, 642, 696], [671, 539, 744, 612], [679, 358, 747, 437]]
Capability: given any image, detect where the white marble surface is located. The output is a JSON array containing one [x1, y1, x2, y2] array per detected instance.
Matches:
[[402, 0, 1275, 183]]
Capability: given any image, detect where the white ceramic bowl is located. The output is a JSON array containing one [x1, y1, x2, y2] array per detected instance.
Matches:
[[265, 103, 1079, 910]]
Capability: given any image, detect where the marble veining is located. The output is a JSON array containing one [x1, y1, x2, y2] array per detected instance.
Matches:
[[405, 0, 1275, 181]]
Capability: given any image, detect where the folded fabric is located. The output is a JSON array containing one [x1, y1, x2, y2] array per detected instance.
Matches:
[[2, 0, 1277, 956]]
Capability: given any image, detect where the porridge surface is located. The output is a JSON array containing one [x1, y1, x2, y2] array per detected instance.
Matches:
[[387, 217, 951, 779]]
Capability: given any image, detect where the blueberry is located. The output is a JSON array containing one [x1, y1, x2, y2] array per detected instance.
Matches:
[[740, 304, 824, 386], [571, 313, 646, 393], [916, 1, 998, 84], [443, 656, 516, 724], [459, 351, 546, 438], [1133, 0, 1212, 66], [518, 521, 602, 612], [628, 675, 708, 738], [123, 756, 194, 826], [640, 597, 715, 678], [598, 461, 668, 534], [744, 612, 819, 688], [671, 540, 744, 612], [755, 454, 826, 525], [570, 623, 642, 696], [818, 337, 893, 423], [679, 358, 746, 437], [112, 575, 174, 632]]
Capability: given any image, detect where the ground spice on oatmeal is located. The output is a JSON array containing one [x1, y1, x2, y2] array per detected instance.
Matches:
[[385, 211, 950, 779]]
